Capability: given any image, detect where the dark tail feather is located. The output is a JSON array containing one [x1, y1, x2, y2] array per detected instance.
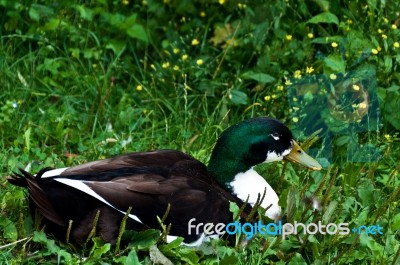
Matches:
[[7, 168, 65, 226], [36, 167, 55, 179], [8, 167, 55, 187], [7, 168, 34, 187]]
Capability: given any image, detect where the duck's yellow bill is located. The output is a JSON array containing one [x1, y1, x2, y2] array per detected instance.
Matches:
[[284, 141, 322, 170]]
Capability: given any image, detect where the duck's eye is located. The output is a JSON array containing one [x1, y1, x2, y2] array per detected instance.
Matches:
[[271, 132, 280, 140]]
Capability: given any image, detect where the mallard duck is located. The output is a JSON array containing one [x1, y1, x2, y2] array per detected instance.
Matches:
[[8, 117, 321, 246]]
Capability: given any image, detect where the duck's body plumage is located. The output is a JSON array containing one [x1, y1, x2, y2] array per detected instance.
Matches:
[[10, 150, 251, 244], [8, 117, 321, 245]]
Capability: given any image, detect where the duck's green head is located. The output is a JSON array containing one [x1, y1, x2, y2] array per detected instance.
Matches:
[[207, 117, 321, 187]]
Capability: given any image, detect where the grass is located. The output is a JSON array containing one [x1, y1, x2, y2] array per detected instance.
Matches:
[[1, 0, 400, 264]]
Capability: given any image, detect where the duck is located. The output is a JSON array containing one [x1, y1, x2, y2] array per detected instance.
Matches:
[[8, 117, 321, 246]]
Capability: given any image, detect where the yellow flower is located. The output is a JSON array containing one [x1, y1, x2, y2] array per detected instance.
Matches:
[[329, 73, 337, 80], [191, 39, 200, 46], [307, 33, 314, 39], [377, 46, 382, 51], [196, 59, 204, 65], [294, 70, 302, 79], [359, 102, 367, 109], [136, 85, 143, 91], [173, 65, 180, 71], [286, 35, 293, 41], [292, 117, 299, 123], [347, 19, 353, 24], [162, 62, 170, 68], [394, 42, 400, 48], [378, 29, 383, 34], [371, 48, 378, 54], [277, 85, 284, 91], [382, 34, 388, 39], [353, 84, 360, 91], [219, 0, 225, 4], [293, 97, 298, 102], [285, 79, 292, 85], [200, 11, 206, 17], [331, 42, 338, 48], [150, 64, 156, 70], [122, 0, 129, 4], [383, 17, 389, 23], [306, 66, 314, 74], [182, 54, 189, 61], [264, 95, 271, 101], [238, 3, 247, 9], [173, 48, 180, 54], [392, 24, 398, 30], [384, 134, 391, 139], [271, 94, 277, 99]]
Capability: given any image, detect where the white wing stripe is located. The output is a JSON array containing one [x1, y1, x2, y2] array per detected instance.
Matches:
[[54, 178, 143, 224], [40, 168, 70, 178]]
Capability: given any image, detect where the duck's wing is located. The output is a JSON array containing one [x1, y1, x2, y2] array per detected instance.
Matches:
[[52, 159, 240, 234], [29, 150, 245, 242]]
